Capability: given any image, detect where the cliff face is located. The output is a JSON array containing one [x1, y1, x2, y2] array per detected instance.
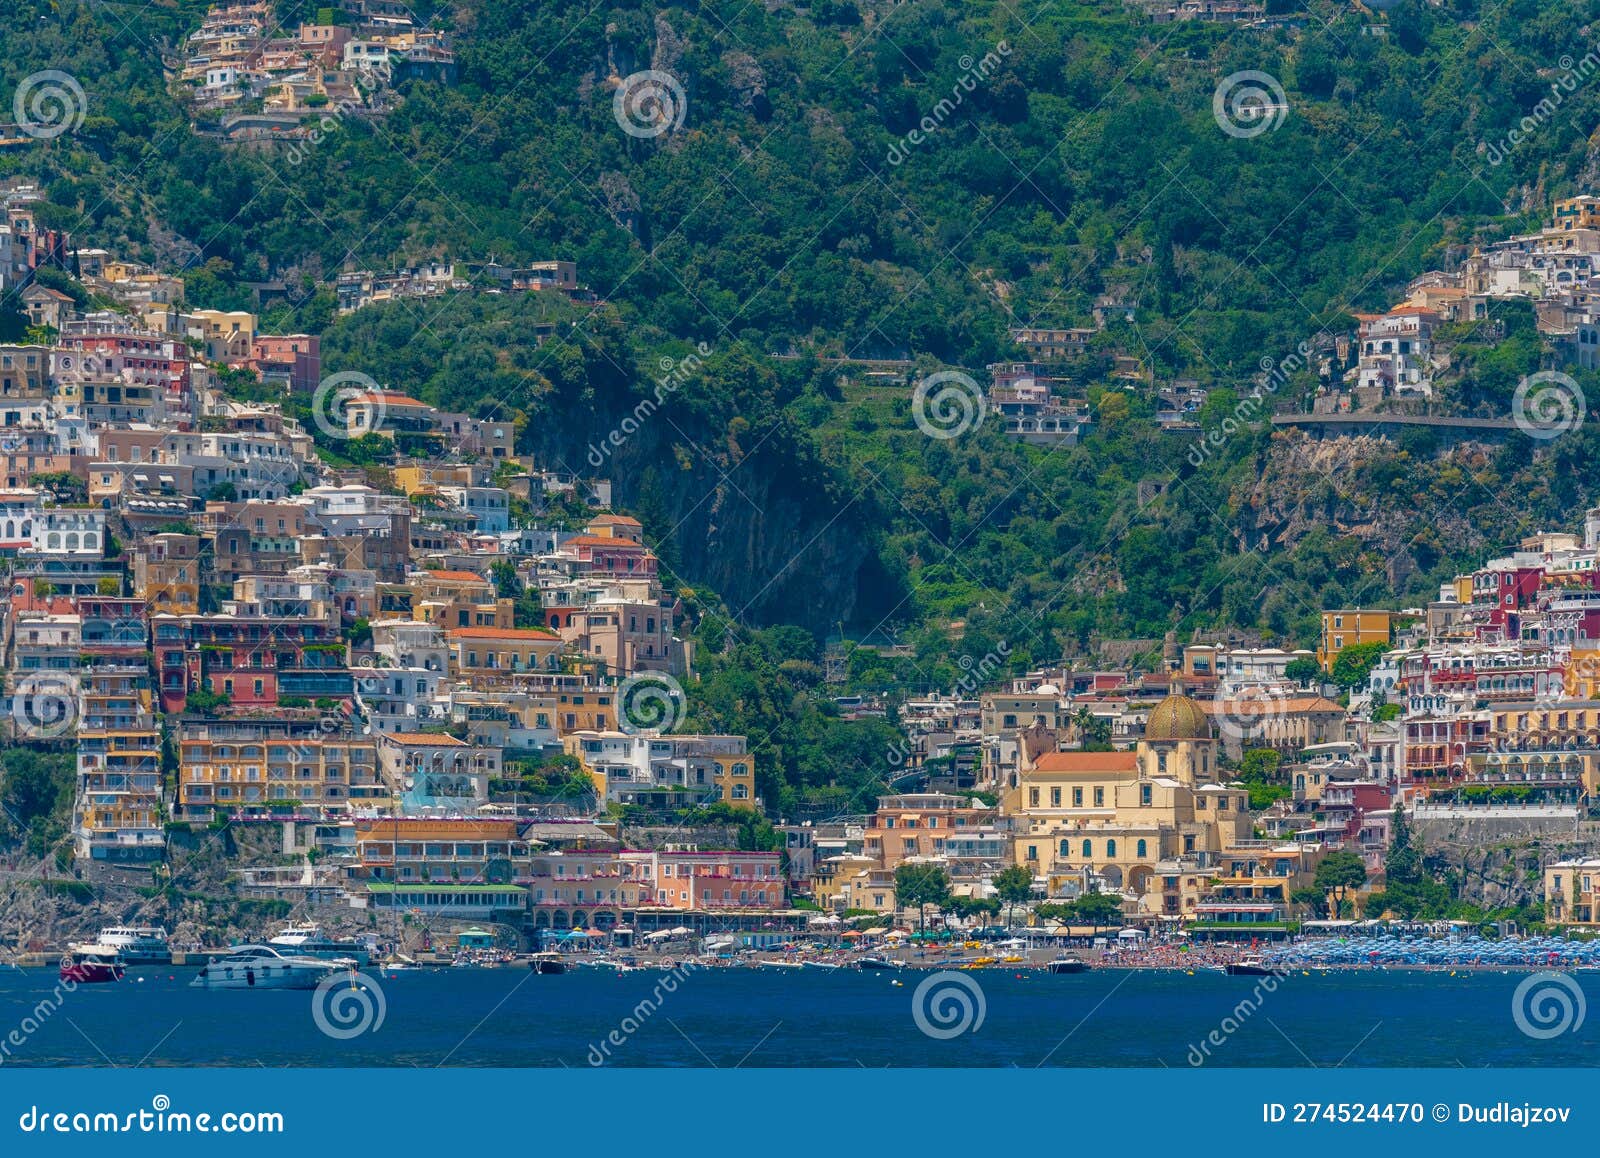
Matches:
[[528, 390, 886, 633], [1229, 429, 1503, 593]]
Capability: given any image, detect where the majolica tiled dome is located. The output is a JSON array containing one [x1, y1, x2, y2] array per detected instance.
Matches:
[[1145, 693, 1212, 741]]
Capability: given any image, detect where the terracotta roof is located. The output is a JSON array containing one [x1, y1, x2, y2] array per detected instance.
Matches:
[[380, 732, 468, 746], [353, 391, 428, 408], [449, 626, 559, 640], [564, 535, 649, 549], [1208, 696, 1345, 716], [1032, 751, 1139, 773], [589, 515, 642, 526], [421, 570, 491, 583]]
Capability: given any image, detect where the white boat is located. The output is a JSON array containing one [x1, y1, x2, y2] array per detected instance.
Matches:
[[93, 926, 171, 965], [267, 924, 370, 967], [191, 945, 353, 990], [802, 960, 843, 971]]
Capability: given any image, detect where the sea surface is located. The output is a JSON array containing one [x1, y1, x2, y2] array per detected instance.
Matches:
[[0, 964, 1594, 1067]]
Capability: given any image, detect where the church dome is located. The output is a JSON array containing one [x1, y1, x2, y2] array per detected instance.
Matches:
[[1145, 693, 1211, 741]]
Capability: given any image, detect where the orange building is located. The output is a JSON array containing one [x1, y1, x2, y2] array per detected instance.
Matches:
[[621, 849, 785, 911]]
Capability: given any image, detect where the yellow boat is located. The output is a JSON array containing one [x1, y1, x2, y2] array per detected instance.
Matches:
[[971, 956, 998, 966], [1001, 955, 1024, 963]]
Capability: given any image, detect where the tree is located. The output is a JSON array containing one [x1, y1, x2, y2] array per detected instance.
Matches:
[[946, 895, 999, 923], [1291, 886, 1328, 919], [1072, 706, 1112, 751], [1314, 850, 1369, 917], [894, 863, 952, 933], [1236, 748, 1287, 809], [992, 865, 1034, 929], [1284, 657, 1322, 688], [1071, 891, 1124, 933], [1330, 641, 1390, 690]]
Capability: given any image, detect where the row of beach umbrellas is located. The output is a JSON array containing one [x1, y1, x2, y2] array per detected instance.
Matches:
[[1270, 934, 1600, 967]]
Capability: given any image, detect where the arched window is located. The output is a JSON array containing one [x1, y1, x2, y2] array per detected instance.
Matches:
[[1106, 839, 1117, 858], [1059, 840, 1070, 858], [1136, 839, 1147, 859], [1081, 839, 1092, 858]]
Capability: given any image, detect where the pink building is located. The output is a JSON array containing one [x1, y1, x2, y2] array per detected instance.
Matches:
[[622, 849, 785, 911]]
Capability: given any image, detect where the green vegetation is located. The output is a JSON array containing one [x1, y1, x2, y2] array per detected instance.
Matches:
[[0, 748, 75, 859], [991, 864, 1035, 929], [894, 862, 953, 932], [1035, 891, 1124, 931], [1313, 849, 1368, 919], [1233, 748, 1288, 810], [1331, 641, 1390, 691], [14, 0, 1600, 821]]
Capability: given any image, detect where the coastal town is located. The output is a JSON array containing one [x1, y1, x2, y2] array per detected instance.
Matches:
[[6, 157, 1600, 970], [6, 163, 1600, 973], [4, 4, 1600, 980]]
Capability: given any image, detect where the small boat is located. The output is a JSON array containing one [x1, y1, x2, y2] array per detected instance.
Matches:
[[763, 959, 806, 969], [1224, 956, 1285, 977], [191, 945, 352, 990], [93, 926, 171, 965], [1047, 957, 1089, 974], [267, 924, 370, 967], [856, 956, 902, 971], [61, 944, 125, 984], [803, 960, 843, 971], [529, 952, 567, 975]]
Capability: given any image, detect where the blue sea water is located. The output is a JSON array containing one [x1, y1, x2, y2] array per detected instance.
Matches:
[[0, 965, 1593, 1067]]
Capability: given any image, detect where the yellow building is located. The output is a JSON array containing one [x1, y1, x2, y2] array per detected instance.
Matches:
[[1478, 701, 1600, 800], [1555, 196, 1600, 232], [178, 718, 383, 820], [187, 308, 257, 360], [1317, 609, 1392, 670], [447, 625, 564, 676], [1004, 693, 1250, 897], [1545, 859, 1600, 927]]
